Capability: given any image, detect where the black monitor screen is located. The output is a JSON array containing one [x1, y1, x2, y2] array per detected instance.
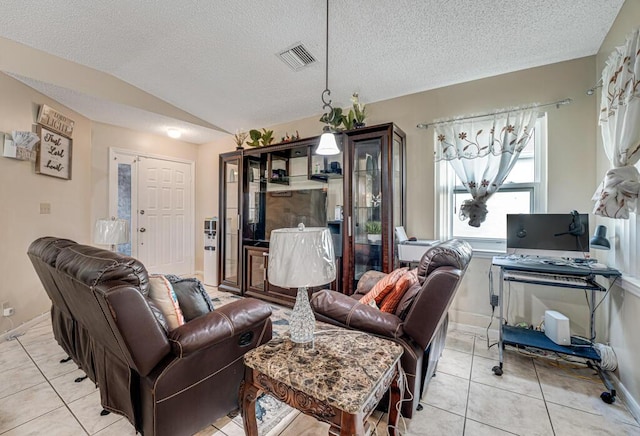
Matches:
[[506, 213, 589, 253]]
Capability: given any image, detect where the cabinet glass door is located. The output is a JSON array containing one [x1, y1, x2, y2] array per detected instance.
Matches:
[[391, 132, 404, 269], [352, 138, 383, 280], [222, 158, 240, 286]]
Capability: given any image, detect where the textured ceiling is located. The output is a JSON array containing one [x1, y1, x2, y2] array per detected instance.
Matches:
[[0, 0, 625, 144]]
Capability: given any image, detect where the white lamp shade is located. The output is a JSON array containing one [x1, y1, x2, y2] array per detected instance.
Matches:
[[268, 227, 336, 288], [94, 218, 130, 245], [316, 131, 340, 155]]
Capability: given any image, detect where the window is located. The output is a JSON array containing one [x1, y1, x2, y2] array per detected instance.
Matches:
[[436, 115, 547, 252]]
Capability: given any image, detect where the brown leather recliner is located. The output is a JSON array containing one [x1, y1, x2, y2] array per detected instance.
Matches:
[[28, 237, 273, 436], [311, 239, 472, 418]]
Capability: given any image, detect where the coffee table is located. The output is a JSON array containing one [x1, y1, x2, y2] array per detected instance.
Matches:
[[240, 329, 403, 436]]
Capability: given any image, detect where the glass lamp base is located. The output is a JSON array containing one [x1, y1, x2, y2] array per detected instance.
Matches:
[[289, 286, 315, 345]]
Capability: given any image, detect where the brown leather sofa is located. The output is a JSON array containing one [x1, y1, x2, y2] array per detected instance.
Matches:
[[28, 237, 273, 436], [311, 239, 472, 418]]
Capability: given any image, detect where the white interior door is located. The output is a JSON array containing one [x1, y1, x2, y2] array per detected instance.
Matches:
[[137, 156, 193, 275], [109, 149, 194, 276]]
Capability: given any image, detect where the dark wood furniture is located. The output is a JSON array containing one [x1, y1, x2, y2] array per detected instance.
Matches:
[[218, 123, 406, 305], [240, 329, 403, 436], [343, 124, 406, 294]]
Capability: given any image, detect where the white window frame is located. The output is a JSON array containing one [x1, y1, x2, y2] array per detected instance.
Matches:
[[435, 115, 548, 254]]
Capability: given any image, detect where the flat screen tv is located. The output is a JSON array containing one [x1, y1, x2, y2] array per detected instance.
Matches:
[[265, 189, 327, 240], [506, 212, 590, 256]]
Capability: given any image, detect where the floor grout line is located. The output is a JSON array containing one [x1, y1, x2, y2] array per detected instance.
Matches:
[[15, 337, 91, 435], [532, 355, 556, 436], [461, 334, 475, 435]]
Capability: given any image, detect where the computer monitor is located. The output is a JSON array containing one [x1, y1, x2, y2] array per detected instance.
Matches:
[[506, 212, 589, 257]]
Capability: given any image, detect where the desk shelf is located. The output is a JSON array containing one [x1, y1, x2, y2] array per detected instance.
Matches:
[[503, 272, 602, 291], [502, 325, 600, 361]]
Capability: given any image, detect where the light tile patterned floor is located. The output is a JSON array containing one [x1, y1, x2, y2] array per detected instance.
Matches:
[[0, 287, 638, 435]]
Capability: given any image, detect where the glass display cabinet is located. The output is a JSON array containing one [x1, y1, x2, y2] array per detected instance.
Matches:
[[218, 151, 242, 294], [343, 124, 405, 294]]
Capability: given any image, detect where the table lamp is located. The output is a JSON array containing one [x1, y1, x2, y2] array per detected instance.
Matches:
[[94, 217, 130, 252], [268, 224, 336, 346], [590, 225, 610, 250]]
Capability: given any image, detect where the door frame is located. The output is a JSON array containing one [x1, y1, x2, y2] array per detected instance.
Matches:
[[108, 147, 196, 274]]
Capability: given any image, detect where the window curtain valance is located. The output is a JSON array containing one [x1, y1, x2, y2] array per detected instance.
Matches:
[[593, 28, 640, 219], [435, 108, 538, 227]]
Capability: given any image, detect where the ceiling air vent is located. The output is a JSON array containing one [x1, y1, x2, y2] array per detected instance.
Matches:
[[278, 43, 316, 71]]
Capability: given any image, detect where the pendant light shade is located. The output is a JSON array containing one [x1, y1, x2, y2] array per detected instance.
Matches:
[[315, 0, 340, 156], [317, 127, 339, 155]]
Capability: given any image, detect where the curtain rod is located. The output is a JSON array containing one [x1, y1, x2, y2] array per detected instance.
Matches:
[[416, 98, 573, 129]]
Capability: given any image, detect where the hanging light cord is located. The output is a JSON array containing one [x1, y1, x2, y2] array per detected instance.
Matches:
[[321, 0, 333, 117]]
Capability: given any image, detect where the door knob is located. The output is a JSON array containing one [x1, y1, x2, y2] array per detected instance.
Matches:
[[140, 228, 146, 233]]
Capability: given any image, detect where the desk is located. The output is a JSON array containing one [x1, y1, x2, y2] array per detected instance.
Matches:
[[491, 256, 621, 403], [240, 330, 403, 436]]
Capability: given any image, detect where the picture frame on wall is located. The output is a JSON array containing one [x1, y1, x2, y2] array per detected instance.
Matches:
[[36, 104, 75, 138], [36, 125, 73, 180]]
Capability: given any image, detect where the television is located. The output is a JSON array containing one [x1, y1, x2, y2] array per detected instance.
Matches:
[[506, 212, 590, 256], [264, 189, 327, 240]]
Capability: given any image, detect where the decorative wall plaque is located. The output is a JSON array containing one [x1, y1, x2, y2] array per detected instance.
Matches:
[[37, 104, 75, 138], [36, 125, 72, 180]]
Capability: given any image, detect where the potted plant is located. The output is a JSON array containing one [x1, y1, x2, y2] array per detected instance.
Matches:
[[365, 221, 382, 243], [343, 110, 356, 130], [319, 107, 345, 131], [246, 129, 262, 147], [245, 128, 275, 147], [233, 130, 248, 150], [351, 93, 366, 128], [260, 128, 274, 146]]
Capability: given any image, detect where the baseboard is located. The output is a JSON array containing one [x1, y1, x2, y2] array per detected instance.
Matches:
[[449, 320, 497, 338], [448, 309, 499, 335], [610, 372, 640, 425], [1, 312, 48, 342]]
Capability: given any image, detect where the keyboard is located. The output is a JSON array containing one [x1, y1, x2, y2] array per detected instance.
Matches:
[[503, 270, 593, 287]]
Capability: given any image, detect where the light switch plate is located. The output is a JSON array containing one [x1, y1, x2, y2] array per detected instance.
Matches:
[[40, 203, 51, 214]]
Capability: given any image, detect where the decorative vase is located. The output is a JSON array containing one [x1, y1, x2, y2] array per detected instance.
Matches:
[[355, 122, 366, 129], [367, 234, 382, 243]]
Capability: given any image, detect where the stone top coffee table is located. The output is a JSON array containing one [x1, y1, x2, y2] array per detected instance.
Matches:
[[240, 329, 404, 436]]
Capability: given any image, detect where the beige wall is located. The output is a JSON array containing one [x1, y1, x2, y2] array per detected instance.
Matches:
[[0, 72, 92, 331], [594, 0, 640, 410]]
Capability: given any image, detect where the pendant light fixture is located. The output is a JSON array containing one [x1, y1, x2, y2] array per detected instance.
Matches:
[[316, 0, 340, 156]]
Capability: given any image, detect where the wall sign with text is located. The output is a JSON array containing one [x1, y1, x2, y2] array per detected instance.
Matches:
[[36, 125, 72, 180], [37, 104, 75, 138]]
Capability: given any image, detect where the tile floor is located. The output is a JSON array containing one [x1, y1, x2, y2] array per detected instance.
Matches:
[[1, 287, 638, 435]]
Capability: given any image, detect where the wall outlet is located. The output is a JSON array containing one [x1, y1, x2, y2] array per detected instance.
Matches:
[[490, 294, 499, 307], [1, 302, 14, 317]]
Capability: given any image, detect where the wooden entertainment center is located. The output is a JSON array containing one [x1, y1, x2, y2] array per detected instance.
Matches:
[[218, 123, 406, 306]]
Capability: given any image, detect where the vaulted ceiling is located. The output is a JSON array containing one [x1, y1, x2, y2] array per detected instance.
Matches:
[[0, 1, 625, 144]]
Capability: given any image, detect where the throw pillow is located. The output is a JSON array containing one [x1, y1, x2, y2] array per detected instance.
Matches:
[[379, 269, 418, 313], [164, 275, 214, 322], [359, 267, 408, 306], [395, 281, 423, 319], [148, 274, 185, 330]]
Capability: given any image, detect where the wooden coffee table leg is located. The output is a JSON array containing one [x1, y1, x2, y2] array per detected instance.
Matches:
[[240, 369, 261, 436], [387, 371, 401, 436], [340, 411, 365, 436]]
